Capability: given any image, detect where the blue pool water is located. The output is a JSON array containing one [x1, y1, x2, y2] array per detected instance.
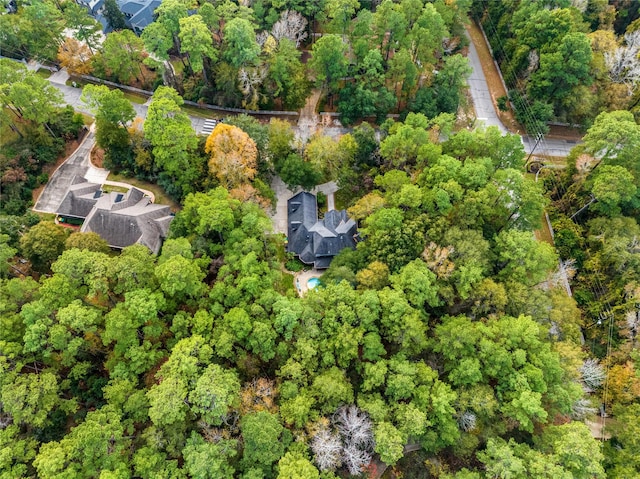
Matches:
[[307, 277, 321, 289]]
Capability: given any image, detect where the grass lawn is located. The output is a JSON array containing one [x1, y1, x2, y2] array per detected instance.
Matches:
[[275, 272, 295, 294], [170, 58, 185, 76], [66, 78, 89, 88], [35, 68, 52, 79], [106, 172, 180, 210], [534, 212, 555, 246], [80, 113, 94, 126], [180, 103, 221, 119], [121, 91, 149, 104], [101, 184, 129, 194], [36, 212, 57, 222]]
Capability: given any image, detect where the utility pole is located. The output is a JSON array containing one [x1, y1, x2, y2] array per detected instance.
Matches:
[[526, 131, 544, 163]]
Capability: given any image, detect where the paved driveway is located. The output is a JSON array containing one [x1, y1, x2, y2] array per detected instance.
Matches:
[[33, 131, 107, 213]]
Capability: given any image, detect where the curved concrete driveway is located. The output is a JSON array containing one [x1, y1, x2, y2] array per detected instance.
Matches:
[[33, 130, 108, 213]]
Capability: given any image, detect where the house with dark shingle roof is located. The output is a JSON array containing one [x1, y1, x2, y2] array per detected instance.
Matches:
[[57, 177, 173, 254], [76, 0, 161, 33], [287, 191, 358, 269]]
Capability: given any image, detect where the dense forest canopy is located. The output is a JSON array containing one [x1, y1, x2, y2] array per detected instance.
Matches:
[[1, 0, 640, 478]]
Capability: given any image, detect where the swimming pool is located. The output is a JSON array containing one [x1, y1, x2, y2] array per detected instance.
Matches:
[[307, 277, 321, 289]]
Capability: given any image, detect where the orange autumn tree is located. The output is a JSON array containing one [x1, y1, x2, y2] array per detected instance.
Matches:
[[57, 38, 93, 76], [205, 124, 258, 189]]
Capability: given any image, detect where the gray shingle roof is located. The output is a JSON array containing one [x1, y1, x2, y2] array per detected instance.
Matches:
[[287, 192, 357, 269], [56, 176, 102, 219], [128, 0, 161, 30], [56, 180, 173, 255]]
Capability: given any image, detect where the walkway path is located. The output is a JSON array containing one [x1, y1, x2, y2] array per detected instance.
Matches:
[[296, 88, 322, 144]]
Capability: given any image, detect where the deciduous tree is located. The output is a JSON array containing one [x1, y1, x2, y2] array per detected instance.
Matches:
[[205, 123, 258, 189]]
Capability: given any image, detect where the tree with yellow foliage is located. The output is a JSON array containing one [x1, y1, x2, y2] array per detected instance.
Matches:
[[205, 124, 258, 189], [57, 38, 93, 76]]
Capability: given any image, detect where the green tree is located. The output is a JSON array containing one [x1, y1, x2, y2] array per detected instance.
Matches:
[[528, 32, 593, 105], [183, 432, 237, 479], [374, 422, 405, 465], [101, 30, 147, 85], [590, 165, 637, 216], [223, 18, 261, 67], [308, 34, 349, 92], [155, 0, 189, 52], [405, 3, 447, 65], [179, 15, 217, 79], [65, 231, 110, 253], [278, 153, 322, 190], [241, 411, 286, 471], [189, 364, 241, 426], [20, 0, 65, 61], [495, 229, 557, 286], [605, 404, 640, 478], [19, 222, 68, 271], [0, 370, 64, 428], [268, 118, 295, 163], [63, 2, 102, 54], [103, 0, 127, 30], [81, 84, 135, 168], [0, 234, 17, 278], [33, 405, 130, 478], [535, 422, 605, 479], [144, 86, 199, 194], [277, 451, 320, 479], [1, 60, 64, 135], [267, 38, 309, 109], [141, 22, 173, 62], [155, 254, 206, 300], [372, 0, 408, 61], [433, 54, 473, 114], [582, 110, 640, 179]]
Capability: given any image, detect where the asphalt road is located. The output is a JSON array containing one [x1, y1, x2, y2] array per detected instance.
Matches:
[[464, 31, 580, 157], [466, 34, 508, 135]]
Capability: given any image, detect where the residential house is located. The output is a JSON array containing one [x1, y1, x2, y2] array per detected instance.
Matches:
[[76, 0, 161, 33], [57, 177, 173, 254], [287, 191, 358, 269]]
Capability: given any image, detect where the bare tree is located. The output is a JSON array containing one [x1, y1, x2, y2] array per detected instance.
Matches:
[[334, 405, 374, 475], [605, 31, 640, 92], [570, 0, 588, 13], [334, 405, 374, 448], [311, 406, 375, 475], [271, 10, 308, 47], [311, 426, 343, 471], [238, 66, 267, 110], [342, 441, 373, 475], [625, 310, 639, 339], [571, 397, 597, 420], [256, 31, 270, 47], [581, 358, 606, 391], [458, 411, 477, 432]]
